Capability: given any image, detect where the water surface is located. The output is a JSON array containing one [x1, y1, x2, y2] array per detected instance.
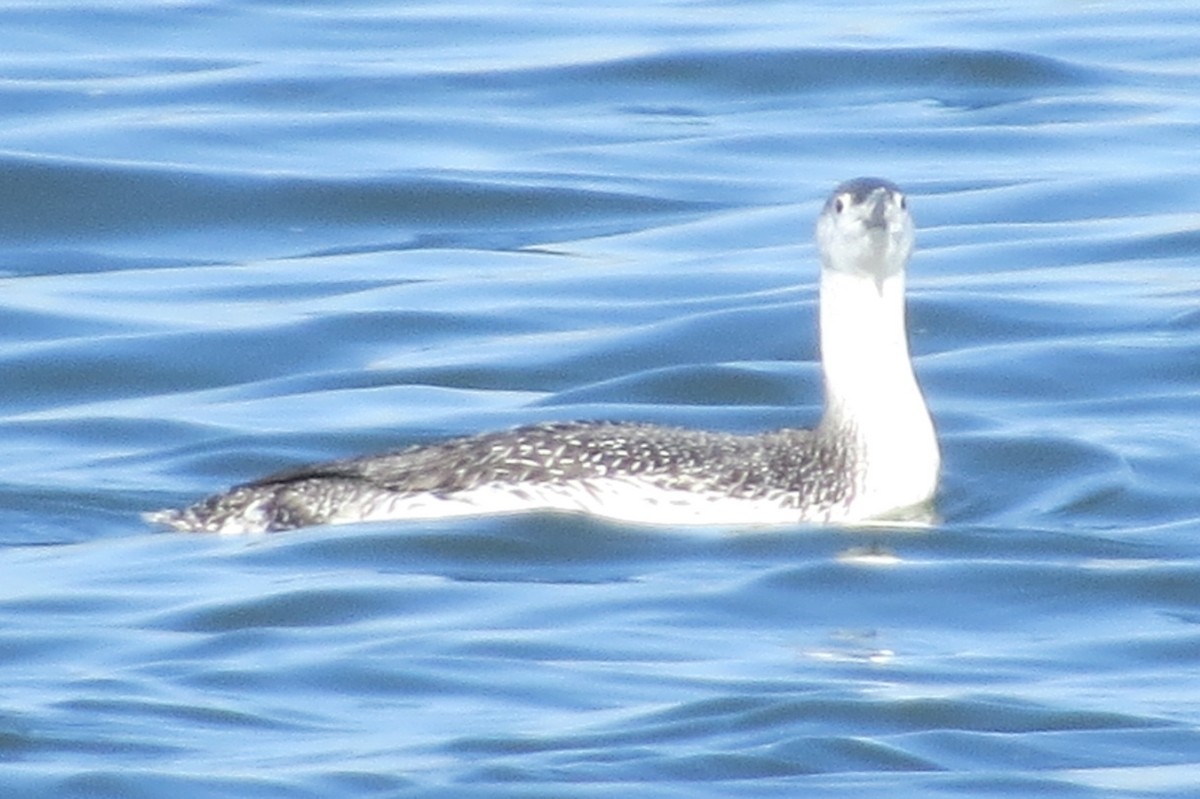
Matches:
[[2, 2, 1200, 797]]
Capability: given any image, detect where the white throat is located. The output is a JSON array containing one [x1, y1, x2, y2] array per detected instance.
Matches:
[[817, 267, 939, 516]]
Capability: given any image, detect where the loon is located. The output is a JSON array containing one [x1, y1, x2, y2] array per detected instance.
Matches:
[[148, 178, 939, 533]]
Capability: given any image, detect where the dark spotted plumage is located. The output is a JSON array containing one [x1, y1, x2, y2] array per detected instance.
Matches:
[[152, 421, 858, 533]]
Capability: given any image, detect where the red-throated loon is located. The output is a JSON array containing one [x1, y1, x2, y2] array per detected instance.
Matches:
[[148, 178, 939, 533]]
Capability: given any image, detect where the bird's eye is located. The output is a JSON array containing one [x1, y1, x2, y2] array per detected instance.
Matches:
[[834, 198, 845, 213]]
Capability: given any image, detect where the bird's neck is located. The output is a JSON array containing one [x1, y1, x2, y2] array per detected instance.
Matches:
[[817, 268, 939, 509]]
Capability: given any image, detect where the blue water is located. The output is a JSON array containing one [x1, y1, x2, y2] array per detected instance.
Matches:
[[2, 1, 1200, 796]]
